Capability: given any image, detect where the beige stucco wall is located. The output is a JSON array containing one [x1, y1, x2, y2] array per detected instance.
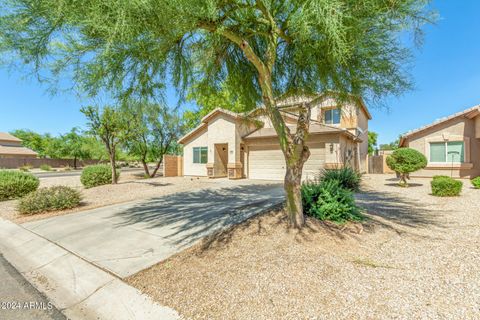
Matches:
[[183, 127, 208, 176], [404, 116, 480, 178]]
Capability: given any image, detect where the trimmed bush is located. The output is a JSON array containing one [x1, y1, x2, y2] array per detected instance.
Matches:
[[40, 164, 52, 171], [0, 170, 40, 201], [431, 175, 462, 197], [386, 148, 427, 187], [320, 167, 361, 191], [301, 179, 363, 224], [80, 164, 119, 188], [17, 186, 82, 214], [471, 177, 480, 189]]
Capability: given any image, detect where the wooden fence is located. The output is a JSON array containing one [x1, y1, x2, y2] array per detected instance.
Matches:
[[0, 158, 102, 169], [162, 155, 183, 177], [368, 155, 394, 174]]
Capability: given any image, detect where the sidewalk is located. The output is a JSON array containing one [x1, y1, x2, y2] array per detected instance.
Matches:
[[0, 218, 179, 320]]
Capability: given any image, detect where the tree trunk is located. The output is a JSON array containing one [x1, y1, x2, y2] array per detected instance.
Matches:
[[150, 158, 163, 178], [284, 165, 305, 228], [110, 151, 117, 184], [141, 159, 150, 177]]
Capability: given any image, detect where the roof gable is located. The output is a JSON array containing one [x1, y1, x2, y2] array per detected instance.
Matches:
[[400, 104, 480, 145]]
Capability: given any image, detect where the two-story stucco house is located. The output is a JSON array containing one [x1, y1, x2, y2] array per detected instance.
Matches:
[[179, 95, 371, 181], [0, 132, 38, 158], [399, 104, 480, 178]]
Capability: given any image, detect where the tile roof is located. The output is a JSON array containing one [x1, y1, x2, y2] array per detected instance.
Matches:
[[0, 132, 22, 142], [0, 145, 38, 156], [400, 105, 480, 145]]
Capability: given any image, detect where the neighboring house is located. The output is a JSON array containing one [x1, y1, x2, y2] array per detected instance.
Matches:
[[0, 132, 38, 159], [179, 95, 371, 181], [399, 105, 480, 178]]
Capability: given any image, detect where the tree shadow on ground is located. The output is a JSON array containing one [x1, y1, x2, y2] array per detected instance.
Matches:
[[110, 183, 284, 249], [383, 183, 424, 188], [355, 190, 446, 235], [196, 187, 447, 252]]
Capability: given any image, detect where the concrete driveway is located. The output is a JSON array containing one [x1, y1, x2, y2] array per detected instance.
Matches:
[[23, 181, 283, 278]]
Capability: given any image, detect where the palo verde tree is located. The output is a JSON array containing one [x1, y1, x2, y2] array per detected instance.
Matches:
[[0, 0, 434, 227], [80, 106, 130, 184], [59, 127, 91, 169], [122, 101, 183, 178]]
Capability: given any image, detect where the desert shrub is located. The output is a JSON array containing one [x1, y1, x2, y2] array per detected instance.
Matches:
[[320, 167, 361, 191], [80, 164, 119, 188], [17, 186, 82, 214], [40, 164, 52, 171], [471, 177, 480, 189], [301, 179, 362, 224], [386, 148, 427, 186], [431, 175, 462, 197], [0, 170, 40, 201], [18, 164, 33, 172]]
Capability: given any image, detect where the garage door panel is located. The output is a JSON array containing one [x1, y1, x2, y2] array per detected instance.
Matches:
[[248, 140, 326, 181]]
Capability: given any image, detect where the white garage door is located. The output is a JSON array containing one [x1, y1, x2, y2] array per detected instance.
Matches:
[[248, 141, 326, 181]]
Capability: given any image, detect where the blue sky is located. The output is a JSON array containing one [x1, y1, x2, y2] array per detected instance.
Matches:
[[0, 1, 479, 145]]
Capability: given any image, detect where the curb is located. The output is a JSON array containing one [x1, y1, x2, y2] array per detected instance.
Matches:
[[0, 218, 179, 320]]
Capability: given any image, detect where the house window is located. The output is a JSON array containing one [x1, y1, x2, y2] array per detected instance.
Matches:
[[324, 109, 341, 124], [193, 147, 208, 164], [430, 141, 464, 163]]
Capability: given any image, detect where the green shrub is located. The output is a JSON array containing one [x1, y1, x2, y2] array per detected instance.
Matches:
[[40, 164, 52, 171], [320, 167, 361, 191], [80, 164, 119, 188], [0, 170, 40, 201], [431, 175, 462, 197], [301, 179, 362, 224], [18, 164, 33, 172], [471, 177, 480, 189], [17, 186, 82, 214], [386, 148, 427, 186]]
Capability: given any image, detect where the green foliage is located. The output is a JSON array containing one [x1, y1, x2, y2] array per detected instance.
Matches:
[[81, 105, 131, 183], [40, 164, 52, 171], [80, 164, 119, 188], [379, 136, 401, 151], [185, 82, 254, 130], [0, 170, 40, 201], [368, 132, 378, 155], [301, 179, 362, 224], [17, 186, 82, 214], [386, 148, 427, 186], [121, 101, 184, 177], [431, 176, 462, 197], [471, 177, 480, 189], [321, 167, 361, 191], [0, 0, 434, 111]]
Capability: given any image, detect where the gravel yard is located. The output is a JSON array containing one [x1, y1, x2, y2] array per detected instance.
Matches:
[[127, 174, 480, 320], [0, 172, 217, 224]]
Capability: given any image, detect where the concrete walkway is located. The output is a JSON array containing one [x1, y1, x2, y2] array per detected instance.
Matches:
[[23, 182, 283, 278], [0, 218, 179, 320]]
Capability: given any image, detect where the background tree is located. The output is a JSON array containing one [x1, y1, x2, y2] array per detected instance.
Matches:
[[59, 127, 91, 169], [123, 101, 183, 177], [80, 106, 130, 184], [0, 0, 435, 228], [380, 137, 401, 151], [368, 131, 378, 155]]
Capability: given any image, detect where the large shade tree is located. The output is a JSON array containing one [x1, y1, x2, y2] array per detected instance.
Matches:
[[0, 0, 434, 227], [122, 101, 183, 178]]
